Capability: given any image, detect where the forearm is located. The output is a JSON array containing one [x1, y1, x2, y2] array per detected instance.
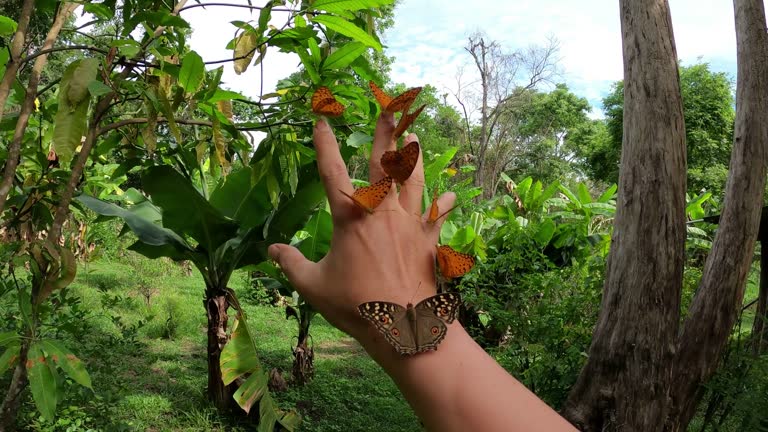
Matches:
[[360, 322, 577, 432]]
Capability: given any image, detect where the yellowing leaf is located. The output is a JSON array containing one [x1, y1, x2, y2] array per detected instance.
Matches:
[[212, 116, 230, 174], [217, 100, 233, 121], [233, 31, 258, 75]]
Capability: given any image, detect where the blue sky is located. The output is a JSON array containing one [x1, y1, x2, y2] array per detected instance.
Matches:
[[183, 0, 743, 117], [384, 0, 740, 116]]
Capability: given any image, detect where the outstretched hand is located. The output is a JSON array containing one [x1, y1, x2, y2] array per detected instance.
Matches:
[[267, 114, 455, 343]]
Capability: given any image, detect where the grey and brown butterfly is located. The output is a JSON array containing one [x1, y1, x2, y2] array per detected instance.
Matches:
[[358, 293, 461, 355]]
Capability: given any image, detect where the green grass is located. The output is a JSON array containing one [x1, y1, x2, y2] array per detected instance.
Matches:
[[16, 256, 418, 431]]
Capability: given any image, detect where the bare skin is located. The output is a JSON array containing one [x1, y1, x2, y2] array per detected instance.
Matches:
[[268, 114, 577, 432]]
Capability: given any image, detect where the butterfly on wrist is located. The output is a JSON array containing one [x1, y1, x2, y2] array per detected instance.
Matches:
[[358, 292, 461, 355]]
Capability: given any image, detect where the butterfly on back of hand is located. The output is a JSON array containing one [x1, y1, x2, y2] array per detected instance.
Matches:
[[339, 176, 393, 214], [381, 140, 419, 184], [358, 292, 461, 355], [426, 187, 458, 224], [436, 245, 475, 278]]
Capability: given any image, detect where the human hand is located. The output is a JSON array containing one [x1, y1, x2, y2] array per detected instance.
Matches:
[[267, 113, 455, 344]]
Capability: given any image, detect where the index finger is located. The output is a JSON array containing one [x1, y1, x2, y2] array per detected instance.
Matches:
[[314, 119, 353, 210], [369, 112, 395, 182]]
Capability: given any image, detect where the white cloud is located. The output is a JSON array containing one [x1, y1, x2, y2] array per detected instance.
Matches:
[[385, 0, 746, 115]]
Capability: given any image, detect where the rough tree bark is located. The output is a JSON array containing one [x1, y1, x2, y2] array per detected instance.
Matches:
[[562, 0, 687, 430], [0, 0, 35, 122], [752, 244, 768, 354], [206, 293, 236, 409], [668, 0, 768, 427]]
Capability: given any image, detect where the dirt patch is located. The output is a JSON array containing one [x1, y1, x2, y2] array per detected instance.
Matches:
[[314, 338, 364, 359]]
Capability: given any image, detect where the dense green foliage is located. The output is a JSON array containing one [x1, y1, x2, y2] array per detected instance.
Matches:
[[0, 0, 765, 430], [576, 63, 735, 194]]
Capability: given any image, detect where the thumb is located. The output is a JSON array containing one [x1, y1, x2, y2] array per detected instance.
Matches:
[[268, 243, 318, 296]]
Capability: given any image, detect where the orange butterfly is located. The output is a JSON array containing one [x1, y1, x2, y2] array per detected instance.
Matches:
[[339, 176, 393, 214], [311, 86, 345, 117], [394, 104, 426, 140], [369, 81, 423, 113], [426, 187, 458, 224], [381, 141, 419, 184], [436, 245, 475, 278]]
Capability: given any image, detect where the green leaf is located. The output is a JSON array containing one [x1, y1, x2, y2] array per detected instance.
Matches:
[[39, 340, 92, 389], [534, 219, 556, 245], [28, 343, 57, 422], [83, 3, 114, 20], [298, 209, 332, 262], [87, 80, 112, 97], [0, 15, 17, 36], [310, 15, 382, 51], [515, 177, 533, 203], [0, 331, 19, 347], [179, 51, 205, 93], [142, 165, 239, 252], [597, 184, 618, 203], [258, 393, 279, 432], [576, 183, 593, 204], [279, 410, 302, 431], [296, 48, 320, 85], [323, 42, 366, 71], [424, 147, 458, 185], [0, 342, 20, 374], [76, 194, 196, 261], [346, 131, 372, 148], [235, 371, 269, 415], [65, 58, 99, 106], [209, 166, 271, 229], [312, 0, 394, 14]]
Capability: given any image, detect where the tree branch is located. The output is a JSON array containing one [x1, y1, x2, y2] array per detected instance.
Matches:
[[0, 0, 35, 122], [669, 0, 768, 427], [20, 45, 109, 66], [96, 116, 313, 136], [0, 2, 79, 219]]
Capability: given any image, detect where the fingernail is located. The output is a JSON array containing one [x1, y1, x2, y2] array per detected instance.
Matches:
[[268, 244, 281, 262], [315, 119, 330, 132], [406, 133, 419, 143]]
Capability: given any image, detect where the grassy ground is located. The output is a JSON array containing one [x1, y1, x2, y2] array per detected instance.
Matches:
[[16, 256, 419, 432]]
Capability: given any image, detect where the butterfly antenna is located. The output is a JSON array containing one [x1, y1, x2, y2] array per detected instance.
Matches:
[[409, 281, 422, 305]]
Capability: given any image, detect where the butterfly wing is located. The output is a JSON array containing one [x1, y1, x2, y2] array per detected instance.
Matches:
[[412, 293, 462, 352], [427, 187, 440, 223], [339, 176, 393, 213], [381, 141, 419, 183], [394, 104, 426, 139], [369, 81, 393, 110], [386, 87, 423, 113], [358, 301, 418, 355], [436, 245, 475, 278], [311, 86, 345, 117]]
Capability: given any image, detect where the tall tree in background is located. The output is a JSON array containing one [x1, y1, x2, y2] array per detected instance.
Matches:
[[453, 32, 559, 197], [578, 63, 735, 194], [562, 0, 767, 430]]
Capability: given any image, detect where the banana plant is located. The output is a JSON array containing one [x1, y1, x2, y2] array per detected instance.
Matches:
[[77, 162, 323, 425]]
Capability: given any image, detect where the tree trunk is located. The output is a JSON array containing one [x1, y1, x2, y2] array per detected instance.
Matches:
[[752, 241, 768, 354], [668, 0, 768, 427], [0, 333, 31, 432], [206, 294, 235, 409], [0, 0, 35, 122], [562, 0, 687, 430], [0, 2, 78, 217]]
